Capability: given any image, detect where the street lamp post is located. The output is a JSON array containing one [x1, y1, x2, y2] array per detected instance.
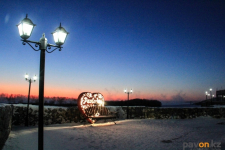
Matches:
[[25, 73, 37, 126], [210, 88, 212, 105], [124, 89, 133, 119], [17, 14, 68, 150], [205, 91, 208, 100]]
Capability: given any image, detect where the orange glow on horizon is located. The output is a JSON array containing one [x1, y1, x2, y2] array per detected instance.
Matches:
[[1, 84, 203, 101]]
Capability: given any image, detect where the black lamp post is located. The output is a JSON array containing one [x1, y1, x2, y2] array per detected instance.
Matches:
[[17, 14, 69, 150], [124, 89, 133, 119], [209, 88, 212, 105], [25, 73, 37, 126], [205, 91, 208, 100]]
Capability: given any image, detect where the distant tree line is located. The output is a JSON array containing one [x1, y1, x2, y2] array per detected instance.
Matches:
[[194, 98, 225, 106], [0, 93, 77, 106], [0, 94, 162, 107], [105, 98, 162, 107]]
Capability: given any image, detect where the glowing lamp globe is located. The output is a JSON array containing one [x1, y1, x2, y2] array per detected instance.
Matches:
[[17, 14, 35, 40], [52, 23, 69, 46], [33, 75, 37, 81], [25, 74, 29, 80]]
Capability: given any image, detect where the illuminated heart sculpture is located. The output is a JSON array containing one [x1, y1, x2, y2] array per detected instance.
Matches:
[[78, 92, 105, 123]]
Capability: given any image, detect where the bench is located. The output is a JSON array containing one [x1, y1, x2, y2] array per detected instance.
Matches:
[[78, 92, 117, 124], [84, 106, 117, 124]]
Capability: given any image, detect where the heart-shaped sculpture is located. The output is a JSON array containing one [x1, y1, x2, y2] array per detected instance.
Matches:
[[78, 92, 105, 123]]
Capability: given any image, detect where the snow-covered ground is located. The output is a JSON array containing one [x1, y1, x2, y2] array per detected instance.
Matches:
[[3, 117, 225, 150]]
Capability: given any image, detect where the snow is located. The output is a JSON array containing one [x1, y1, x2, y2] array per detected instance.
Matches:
[[3, 117, 225, 150], [213, 105, 225, 108]]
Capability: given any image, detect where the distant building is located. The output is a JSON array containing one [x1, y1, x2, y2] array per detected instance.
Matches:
[[216, 90, 225, 101]]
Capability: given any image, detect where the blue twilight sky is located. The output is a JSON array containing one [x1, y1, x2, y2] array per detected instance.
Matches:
[[0, 0, 225, 102]]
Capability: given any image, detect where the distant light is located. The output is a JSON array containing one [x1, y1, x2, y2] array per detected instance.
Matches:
[[124, 89, 127, 93], [210, 88, 212, 91], [25, 73, 29, 80], [130, 89, 133, 93], [205, 91, 208, 95], [33, 75, 37, 81]]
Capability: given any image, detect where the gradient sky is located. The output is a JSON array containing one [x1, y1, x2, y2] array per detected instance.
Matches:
[[0, 0, 225, 102]]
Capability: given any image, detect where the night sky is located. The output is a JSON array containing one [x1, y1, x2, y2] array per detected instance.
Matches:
[[0, 0, 225, 102]]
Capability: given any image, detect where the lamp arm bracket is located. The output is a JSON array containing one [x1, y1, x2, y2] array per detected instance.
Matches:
[[21, 40, 40, 51], [26, 79, 35, 83], [46, 44, 62, 53], [47, 43, 60, 48]]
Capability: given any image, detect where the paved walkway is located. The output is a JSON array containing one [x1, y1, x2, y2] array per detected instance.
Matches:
[[3, 117, 225, 150]]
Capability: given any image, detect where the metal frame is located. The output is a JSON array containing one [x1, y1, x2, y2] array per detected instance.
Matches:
[[124, 89, 132, 119], [25, 77, 36, 126], [21, 34, 63, 150], [18, 14, 68, 150], [21, 39, 62, 52]]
